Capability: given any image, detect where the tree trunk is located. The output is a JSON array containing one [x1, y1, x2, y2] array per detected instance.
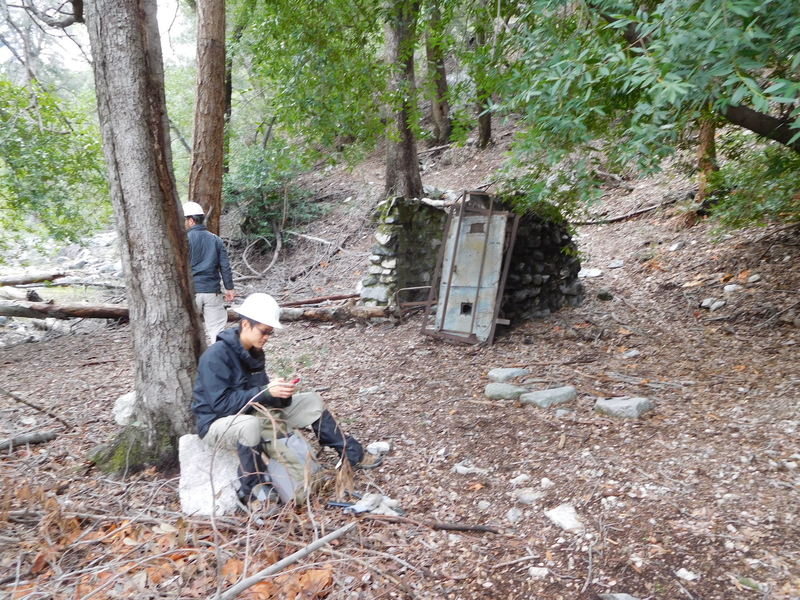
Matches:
[[695, 115, 718, 205], [425, 3, 450, 146], [187, 0, 226, 234], [384, 0, 423, 200], [473, 17, 491, 149], [84, 0, 205, 473]]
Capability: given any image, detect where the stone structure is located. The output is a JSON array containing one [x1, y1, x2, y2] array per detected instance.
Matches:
[[359, 194, 583, 325]]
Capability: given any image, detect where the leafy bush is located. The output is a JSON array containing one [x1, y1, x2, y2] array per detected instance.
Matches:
[[0, 78, 109, 249], [223, 143, 324, 240], [708, 136, 800, 227]]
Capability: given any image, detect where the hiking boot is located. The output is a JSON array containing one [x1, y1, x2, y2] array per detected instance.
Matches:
[[354, 452, 384, 470]]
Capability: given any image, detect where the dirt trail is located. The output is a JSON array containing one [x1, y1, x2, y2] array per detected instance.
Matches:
[[1, 138, 798, 599]]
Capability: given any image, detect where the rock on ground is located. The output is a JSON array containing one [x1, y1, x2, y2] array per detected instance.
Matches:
[[178, 434, 241, 516]]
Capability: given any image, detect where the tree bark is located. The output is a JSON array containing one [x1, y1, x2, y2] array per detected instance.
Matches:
[[425, 2, 450, 146], [695, 115, 718, 205], [473, 12, 491, 149], [384, 0, 423, 200], [84, 0, 205, 472], [721, 104, 800, 154], [187, 0, 226, 234]]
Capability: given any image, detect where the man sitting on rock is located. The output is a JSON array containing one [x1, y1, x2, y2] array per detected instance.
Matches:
[[191, 292, 382, 505]]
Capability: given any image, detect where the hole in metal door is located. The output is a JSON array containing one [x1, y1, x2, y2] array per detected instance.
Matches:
[[469, 222, 485, 234], [460, 302, 473, 316]]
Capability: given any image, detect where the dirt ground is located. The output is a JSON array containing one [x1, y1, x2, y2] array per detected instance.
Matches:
[[1, 134, 799, 600]]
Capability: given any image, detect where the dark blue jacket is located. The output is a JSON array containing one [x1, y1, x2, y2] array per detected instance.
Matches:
[[191, 327, 281, 438], [187, 224, 234, 294]]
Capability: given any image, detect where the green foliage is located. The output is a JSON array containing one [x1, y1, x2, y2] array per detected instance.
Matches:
[[495, 0, 800, 223], [708, 135, 800, 227], [0, 78, 109, 250], [223, 142, 323, 239], [232, 0, 387, 159]]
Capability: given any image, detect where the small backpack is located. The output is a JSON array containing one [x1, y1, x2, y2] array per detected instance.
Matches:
[[266, 431, 322, 504]]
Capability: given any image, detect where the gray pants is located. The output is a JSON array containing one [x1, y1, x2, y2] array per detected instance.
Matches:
[[195, 292, 227, 344]]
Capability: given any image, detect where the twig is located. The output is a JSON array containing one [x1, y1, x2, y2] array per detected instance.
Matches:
[[574, 197, 679, 225], [0, 386, 72, 429], [284, 231, 334, 246], [360, 513, 501, 534], [756, 299, 800, 329], [580, 544, 593, 593], [0, 431, 57, 452], [211, 521, 356, 600], [491, 554, 540, 569]]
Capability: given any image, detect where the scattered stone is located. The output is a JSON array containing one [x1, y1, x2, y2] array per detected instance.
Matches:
[[579, 268, 603, 278], [540, 477, 555, 489], [608, 259, 624, 269], [178, 434, 240, 516], [477, 500, 491, 512], [675, 568, 699, 581], [723, 284, 743, 294], [747, 274, 762, 283], [597, 289, 614, 301], [554, 409, 572, 418], [669, 242, 685, 252], [528, 567, 549, 579], [622, 349, 641, 359], [509, 474, 531, 486], [366, 441, 391, 455], [488, 367, 530, 382], [359, 385, 382, 395], [594, 396, 654, 419], [710, 300, 727, 311], [544, 503, 584, 533], [374, 231, 394, 246], [506, 507, 523, 523], [519, 385, 577, 408], [700, 297, 716, 309], [513, 488, 545, 505], [599, 594, 641, 600], [485, 382, 528, 400], [361, 285, 391, 303], [452, 461, 489, 475]]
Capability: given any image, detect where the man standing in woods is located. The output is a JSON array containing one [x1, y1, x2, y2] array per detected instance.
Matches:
[[183, 202, 235, 344], [191, 293, 384, 505]]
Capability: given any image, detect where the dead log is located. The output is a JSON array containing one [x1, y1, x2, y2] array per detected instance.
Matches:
[[0, 431, 57, 452], [282, 293, 359, 307], [0, 299, 386, 323], [0, 272, 66, 286], [0, 300, 129, 320], [0, 287, 42, 302]]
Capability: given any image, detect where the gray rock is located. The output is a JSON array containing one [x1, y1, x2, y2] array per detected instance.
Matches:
[[112, 391, 139, 426], [594, 396, 654, 418], [622, 349, 641, 359], [477, 500, 491, 511], [669, 242, 685, 252], [578, 268, 603, 278], [381, 258, 397, 269], [608, 259, 624, 269], [374, 231, 394, 246], [597, 289, 614, 301], [723, 284, 743, 294], [519, 385, 577, 408], [0, 316, 7, 326], [178, 434, 241, 516], [506, 507, 523, 523], [747, 274, 762, 283], [544, 503, 584, 533], [513, 487, 545, 505], [485, 382, 528, 400], [361, 285, 391, 303], [700, 297, 716, 308], [710, 300, 727, 311], [555, 409, 572, 418], [488, 367, 530, 382], [599, 594, 641, 600], [528, 567, 549, 579]]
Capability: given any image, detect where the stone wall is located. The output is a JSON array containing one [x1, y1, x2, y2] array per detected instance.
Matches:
[[501, 215, 583, 320], [360, 198, 447, 307]]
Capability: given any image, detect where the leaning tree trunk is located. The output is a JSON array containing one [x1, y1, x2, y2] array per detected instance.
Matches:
[[384, 0, 423, 200], [188, 0, 226, 234], [85, 0, 205, 473], [425, 2, 451, 146], [473, 18, 491, 149]]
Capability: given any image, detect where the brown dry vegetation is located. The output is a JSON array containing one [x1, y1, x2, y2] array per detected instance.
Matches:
[[1, 134, 799, 599]]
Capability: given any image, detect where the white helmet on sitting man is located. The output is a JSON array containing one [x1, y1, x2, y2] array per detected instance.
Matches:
[[233, 293, 283, 329], [182, 201, 205, 217]]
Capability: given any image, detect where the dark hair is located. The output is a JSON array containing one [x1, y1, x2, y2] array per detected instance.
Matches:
[[187, 214, 205, 224]]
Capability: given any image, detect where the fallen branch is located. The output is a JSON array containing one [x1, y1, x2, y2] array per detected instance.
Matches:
[[0, 386, 72, 429], [282, 294, 359, 307], [0, 272, 66, 286], [16, 280, 126, 290], [0, 431, 57, 452], [0, 300, 128, 320], [574, 197, 679, 226], [284, 230, 334, 245], [212, 521, 356, 600], [361, 513, 501, 534]]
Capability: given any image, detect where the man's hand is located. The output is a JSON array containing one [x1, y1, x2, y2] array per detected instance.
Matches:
[[224, 289, 235, 303], [266, 378, 296, 399]]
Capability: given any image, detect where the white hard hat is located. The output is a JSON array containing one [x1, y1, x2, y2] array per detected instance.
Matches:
[[233, 293, 283, 329], [182, 201, 205, 217]]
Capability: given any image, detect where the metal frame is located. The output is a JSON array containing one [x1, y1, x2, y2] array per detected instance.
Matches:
[[421, 191, 519, 346]]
